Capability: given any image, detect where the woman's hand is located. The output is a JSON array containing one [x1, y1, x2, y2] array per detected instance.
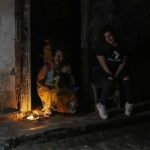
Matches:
[[55, 76, 60, 81], [61, 65, 71, 74], [61, 66, 68, 73]]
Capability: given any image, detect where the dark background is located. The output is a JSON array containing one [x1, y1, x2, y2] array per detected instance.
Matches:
[[88, 0, 150, 102], [30, 0, 81, 109], [30, 0, 150, 110]]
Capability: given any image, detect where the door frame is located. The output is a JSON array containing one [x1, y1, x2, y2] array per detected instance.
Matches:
[[15, 0, 31, 113]]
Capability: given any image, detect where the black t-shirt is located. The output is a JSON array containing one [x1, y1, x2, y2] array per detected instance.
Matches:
[[97, 44, 128, 74]]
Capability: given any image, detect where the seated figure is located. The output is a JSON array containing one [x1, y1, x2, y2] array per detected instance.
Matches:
[[37, 50, 77, 117]]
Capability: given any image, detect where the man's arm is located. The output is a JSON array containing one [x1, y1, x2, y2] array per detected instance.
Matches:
[[115, 56, 127, 77], [97, 55, 113, 79]]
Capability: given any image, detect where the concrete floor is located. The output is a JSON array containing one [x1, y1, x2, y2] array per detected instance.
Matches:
[[0, 101, 150, 149], [13, 120, 150, 150]]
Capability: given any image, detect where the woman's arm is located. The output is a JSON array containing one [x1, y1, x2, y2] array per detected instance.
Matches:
[[36, 66, 51, 90], [97, 55, 113, 77], [115, 56, 127, 77]]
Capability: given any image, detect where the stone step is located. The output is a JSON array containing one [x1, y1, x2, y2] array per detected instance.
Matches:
[[0, 111, 22, 122], [3, 110, 150, 149], [0, 100, 150, 149]]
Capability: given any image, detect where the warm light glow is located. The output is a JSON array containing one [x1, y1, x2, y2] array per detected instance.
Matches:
[[26, 111, 39, 121], [29, 125, 48, 131], [27, 114, 35, 120], [32, 110, 39, 116]]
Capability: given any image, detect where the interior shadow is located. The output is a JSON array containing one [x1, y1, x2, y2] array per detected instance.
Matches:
[[30, 0, 81, 110]]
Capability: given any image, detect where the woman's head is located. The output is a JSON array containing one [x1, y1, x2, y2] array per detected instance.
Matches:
[[104, 31, 115, 45], [100, 25, 118, 45], [53, 49, 64, 65]]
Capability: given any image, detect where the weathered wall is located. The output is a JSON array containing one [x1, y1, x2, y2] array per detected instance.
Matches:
[[89, 0, 150, 100], [15, 0, 31, 113], [90, 0, 150, 50], [0, 0, 16, 111]]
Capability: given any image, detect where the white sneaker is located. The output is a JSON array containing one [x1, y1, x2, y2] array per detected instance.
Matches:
[[96, 103, 108, 120], [125, 102, 133, 116], [44, 109, 52, 117]]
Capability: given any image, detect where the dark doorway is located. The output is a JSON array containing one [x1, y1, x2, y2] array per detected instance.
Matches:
[[30, 0, 81, 109]]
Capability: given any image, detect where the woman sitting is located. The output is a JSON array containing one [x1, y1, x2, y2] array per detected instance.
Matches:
[[37, 50, 77, 117]]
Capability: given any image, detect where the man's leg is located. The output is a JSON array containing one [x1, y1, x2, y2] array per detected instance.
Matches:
[[121, 76, 133, 103], [96, 78, 113, 119], [100, 78, 114, 105], [120, 76, 133, 116]]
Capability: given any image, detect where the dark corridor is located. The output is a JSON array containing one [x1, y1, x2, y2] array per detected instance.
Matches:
[[30, 0, 81, 109]]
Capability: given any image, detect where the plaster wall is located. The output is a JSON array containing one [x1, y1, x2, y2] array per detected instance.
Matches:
[[0, 0, 16, 111]]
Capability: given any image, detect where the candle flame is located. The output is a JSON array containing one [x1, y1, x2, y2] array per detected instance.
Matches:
[[27, 111, 39, 121], [27, 114, 35, 120]]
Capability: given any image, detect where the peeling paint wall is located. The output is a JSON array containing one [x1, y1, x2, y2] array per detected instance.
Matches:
[[0, 0, 16, 112]]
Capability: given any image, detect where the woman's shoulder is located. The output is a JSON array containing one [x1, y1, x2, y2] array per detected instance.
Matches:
[[39, 63, 53, 73]]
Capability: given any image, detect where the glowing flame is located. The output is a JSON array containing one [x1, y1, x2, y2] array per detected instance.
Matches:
[[27, 114, 35, 120], [27, 110, 39, 121]]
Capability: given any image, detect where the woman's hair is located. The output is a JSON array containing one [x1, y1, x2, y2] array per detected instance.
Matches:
[[100, 25, 119, 44]]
